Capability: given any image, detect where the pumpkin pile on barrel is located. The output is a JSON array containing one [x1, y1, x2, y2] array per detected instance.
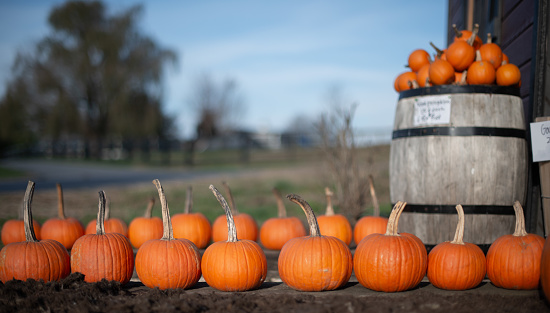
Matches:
[[394, 24, 521, 92]]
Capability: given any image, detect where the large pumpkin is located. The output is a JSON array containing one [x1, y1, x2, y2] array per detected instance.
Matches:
[[427, 204, 486, 290], [201, 185, 267, 291], [128, 197, 163, 249], [486, 201, 545, 290], [278, 193, 353, 291], [259, 187, 306, 250], [353, 175, 388, 245], [316, 187, 352, 246], [354, 201, 427, 292], [71, 190, 135, 284], [41, 183, 85, 249], [135, 180, 202, 290], [85, 198, 128, 237], [171, 186, 212, 249], [0, 181, 70, 283]]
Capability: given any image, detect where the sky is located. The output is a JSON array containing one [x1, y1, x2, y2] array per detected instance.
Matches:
[[0, 0, 447, 140]]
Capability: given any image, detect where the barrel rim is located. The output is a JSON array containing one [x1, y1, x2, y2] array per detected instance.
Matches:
[[398, 85, 520, 100]]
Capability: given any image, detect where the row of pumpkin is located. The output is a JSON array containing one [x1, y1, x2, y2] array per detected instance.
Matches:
[[1, 180, 550, 298]]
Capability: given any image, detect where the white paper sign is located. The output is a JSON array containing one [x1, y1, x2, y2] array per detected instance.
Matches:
[[413, 95, 452, 126], [530, 121, 550, 162]]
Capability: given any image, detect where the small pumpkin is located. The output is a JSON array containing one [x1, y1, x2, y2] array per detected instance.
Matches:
[[1, 194, 42, 245], [85, 198, 128, 237], [201, 185, 267, 292], [496, 63, 521, 87], [259, 187, 306, 250], [394, 71, 417, 92], [429, 59, 455, 85], [416, 64, 431, 88], [41, 183, 85, 250], [467, 51, 496, 85], [354, 201, 427, 292], [408, 49, 431, 72], [446, 40, 475, 72], [211, 181, 258, 242], [427, 204, 486, 290], [135, 180, 202, 290], [171, 186, 212, 249], [316, 187, 352, 246], [452, 23, 482, 50], [353, 175, 388, 245], [479, 33, 503, 69], [128, 197, 163, 249], [71, 190, 135, 284], [278, 194, 353, 291], [486, 201, 544, 290], [0, 181, 71, 283]]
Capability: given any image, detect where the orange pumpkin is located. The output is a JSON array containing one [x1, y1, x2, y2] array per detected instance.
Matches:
[[41, 183, 85, 249], [429, 59, 455, 85], [479, 33, 503, 69], [259, 187, 306, 250], [316, 187, 352, 246], [486, 201, 545, 290], [135, 180, 202, 290], [0, 181, 70, 283], [171, 186, 212, 249], [446, 40, 475, 72], [354, 201, 427, 292], [211, 182, 258, 242], [427, 204, 486, 290], [71, 190, 135, 284], [1, 218, 41, 246], [278, 194, 353, 291], [408, 49, 431, 72], [467, 52, 496, 85], [353, 175, 388, 245], [85, 198, 128, 237], [452, 23, 482, 50], [128, 197, 163, 249], [394, 71, 418, 92], [542, 236, 550, 301], [496, 63, 521, 87], [416, 64, 431, 88], [201, 185, 267, 291]]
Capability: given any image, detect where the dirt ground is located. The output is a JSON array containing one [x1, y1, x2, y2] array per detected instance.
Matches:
[[1, 249, 549, 313]]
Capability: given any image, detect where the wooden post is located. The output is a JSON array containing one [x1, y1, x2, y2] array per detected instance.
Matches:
[[536, 117, 550, 236]]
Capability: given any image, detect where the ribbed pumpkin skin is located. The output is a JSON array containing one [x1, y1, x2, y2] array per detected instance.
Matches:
[[172, 213, 212, 249], [70, 233, 135, 284], [542, 237, 550, 301], [486, 234, 544, 289], [1, 220, 41, 245], [0, 239, 70, 283], [201, 239, 267, 291], [354, 232, 427, 292], [41, 217, 84, 249], [85, 218, 128, 237], [353, 216, 388, 245], [278, 235, 353, 291], [428, 242, 486, 290], [128, 216, 163, 249], [136, 238, 202, 289], [317, 215, 352, 246], [211, 213, 258, 242]]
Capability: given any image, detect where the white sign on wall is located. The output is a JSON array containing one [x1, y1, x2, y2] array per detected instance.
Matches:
[[413, 95, 452, 126], [530, 120, 550, 162]]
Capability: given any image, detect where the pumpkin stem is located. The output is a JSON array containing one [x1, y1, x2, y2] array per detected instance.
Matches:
[[272, 187, 287, 218], [450, 205, 466, 245], [368, 175, 380, 217], [96, 190, 107, 235], [143, 197, 155, 218], [23, 181, 39, 242], [475, 50, 482, 62], [286, 193, 321, 237], [222, 181, 239, 215], [384, 201, 406, 236], [210, 184, 238, 242], [512, 201, 528, 237], [56, 183, 66, 220], [467, 24, 479, 46], [429, 42, 444, 58], [184, 186, 193, 214], [408, 79, 420, 89], [452, 24, 462, 38], [324, 187, 335, 216], [460, 70, 468, 85], [153, 179, 174, 241], [487, 33, 493, 44]]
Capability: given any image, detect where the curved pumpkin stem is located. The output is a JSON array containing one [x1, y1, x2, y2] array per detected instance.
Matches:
[[184, 186, 193, 214], [153, 179, 174, 241], [96, 190, 107, 235], [286, 193, 320, 237], [272, 187, 287, 218], [324, 187, 335, 216], [23, 181, 38, 242], [368, 175, 380, 217], [451, 205, 465, 245], [222, 181, 239, 215], [429, 42, 445, 59], [384, 201, 406, 236], [467, 24, 480, 46], [210, 184, 238, 242], [143, 197, 155, 218], [512, 201, 528, 237], [56, 183, 66, 220]]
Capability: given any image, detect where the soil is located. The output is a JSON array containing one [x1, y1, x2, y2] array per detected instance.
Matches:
[[1, 249, 549, 313]]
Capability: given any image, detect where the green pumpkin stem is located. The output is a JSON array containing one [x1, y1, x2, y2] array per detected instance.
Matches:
[[56, 183, 66, 220], [368, 175, 380, 217], [184, 186, 193, 214], [512, 201, 528, 237], [451, 205, 465, 245], [385, 201, 407, 236], [143, 197, 155, 218], [96, 191, 107, 235], [153, 179, 174, 241], [23, 181, 38, 242], [210, 184, 238, 242], [286, 193, 320, 237], [324, 187, 335, 216], [272, 187, 286, 218]]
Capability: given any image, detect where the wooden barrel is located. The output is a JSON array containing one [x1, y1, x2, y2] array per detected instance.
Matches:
[[389, 85, 527, 252]]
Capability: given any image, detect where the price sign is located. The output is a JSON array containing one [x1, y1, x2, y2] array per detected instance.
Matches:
[[413, 95, 451, 126], [531, 120, 550, 162]]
